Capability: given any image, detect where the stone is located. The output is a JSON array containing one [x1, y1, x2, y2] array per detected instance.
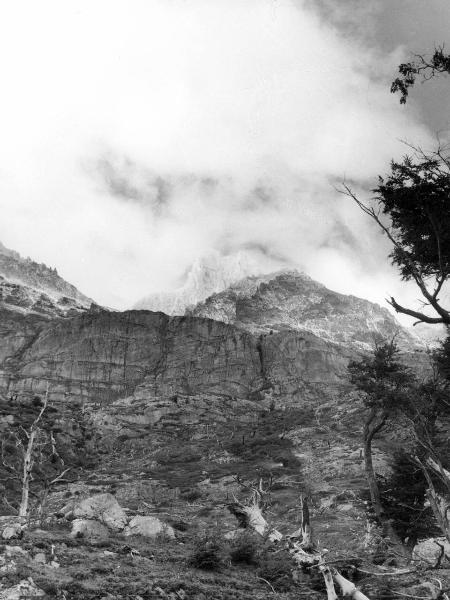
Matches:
[[0, 556, 17, 576], [71, 518, 109, 541], [412, 537, 450, 567], [33, 553, 46, 564], [1, 524, 22, 541], [73, 493, 127, 531], [123, 516, 175, 539], [0, 578, 45, 599]]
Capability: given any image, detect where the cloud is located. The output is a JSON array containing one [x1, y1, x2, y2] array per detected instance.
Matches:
[[0, 0, 436, 319]]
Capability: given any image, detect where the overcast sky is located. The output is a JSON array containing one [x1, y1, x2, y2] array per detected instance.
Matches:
[[0, 0, 449, 319]]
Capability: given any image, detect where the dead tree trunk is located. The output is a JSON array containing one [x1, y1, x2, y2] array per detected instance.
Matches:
[[228, 482, 371, 600], [18, 428, 37, 519], [417, 457, 450, 543], [18, 392, 49, 520], [227, 478, 282, 541]]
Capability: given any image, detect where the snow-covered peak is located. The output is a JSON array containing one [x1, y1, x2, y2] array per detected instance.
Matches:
[[133, 250, 289, 314]]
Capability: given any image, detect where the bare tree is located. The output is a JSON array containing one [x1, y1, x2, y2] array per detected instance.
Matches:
[[0, 390, 74, 522]]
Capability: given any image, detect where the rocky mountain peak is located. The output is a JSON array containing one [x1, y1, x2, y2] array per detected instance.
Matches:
[[0, 240, 94, 318], [0, 240, 20, 259], [188, 269, 423, 352]]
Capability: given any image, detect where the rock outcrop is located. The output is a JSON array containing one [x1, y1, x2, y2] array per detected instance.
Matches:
[[71, 493, 128, 531]]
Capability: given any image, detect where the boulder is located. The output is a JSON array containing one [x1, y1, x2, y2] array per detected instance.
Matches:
[[72, 493, 127, 531], [123, 516, 175, 539], [71, 518, 109, 541], [412, 537, 450, 567]]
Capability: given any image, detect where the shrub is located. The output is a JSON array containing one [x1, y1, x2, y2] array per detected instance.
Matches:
[[229, 531, 259, 565], [257, 548, 294, 591], [181, 487, 203, 502], [188, 533, 226, 571], [171, 519, 189, 532]]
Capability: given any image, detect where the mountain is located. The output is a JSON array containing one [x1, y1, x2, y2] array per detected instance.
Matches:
[[133, 250, 287, 315], [0, 240, 94, 317], [187, 269, 423, 353], [0, 245, 443, 598]]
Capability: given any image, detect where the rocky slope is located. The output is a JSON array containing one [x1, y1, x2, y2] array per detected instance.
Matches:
[[0, 240, 94, 317]]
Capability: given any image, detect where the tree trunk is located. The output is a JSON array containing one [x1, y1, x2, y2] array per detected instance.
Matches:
[[227, 501, 282, 541], [363, 409, 385, 522], [363, 410, 409, 560], [332, 569, 371, 600]]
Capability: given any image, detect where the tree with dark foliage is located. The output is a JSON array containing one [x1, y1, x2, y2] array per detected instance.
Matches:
[[342, 146, 450, 325], [348, 341, 412, 551], [349, 338, 450, 547]]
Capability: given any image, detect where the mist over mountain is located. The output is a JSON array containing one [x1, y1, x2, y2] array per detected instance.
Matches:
[[133, 250, 288, 315]]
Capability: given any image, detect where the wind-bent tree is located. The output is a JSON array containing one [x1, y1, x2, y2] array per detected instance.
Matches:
[[342, 146, 450, 325]]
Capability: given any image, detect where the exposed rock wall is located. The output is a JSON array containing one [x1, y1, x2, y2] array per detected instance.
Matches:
[[0, 308, 354, 405]]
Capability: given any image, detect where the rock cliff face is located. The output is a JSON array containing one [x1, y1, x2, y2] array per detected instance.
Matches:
[[0, 240, 93, 317], [0, 267, 427, 409], [0, 308, 352, 406]]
